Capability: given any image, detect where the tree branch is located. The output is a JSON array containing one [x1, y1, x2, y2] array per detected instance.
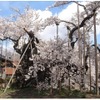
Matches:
[[91, 44, 100, 53], [69, 13, 94, 41], [23, 28, 34, 39], [60, 20, 77, 27], [9, 36, 22, 54], [73, 1, 88, 15]]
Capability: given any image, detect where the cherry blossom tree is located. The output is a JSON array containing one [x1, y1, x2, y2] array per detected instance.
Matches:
[[0, 1, 100, 95]]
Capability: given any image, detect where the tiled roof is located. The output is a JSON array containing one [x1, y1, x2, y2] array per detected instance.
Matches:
[[3, 67, 16, 75]]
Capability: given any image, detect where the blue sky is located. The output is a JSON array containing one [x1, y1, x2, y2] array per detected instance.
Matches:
[[0, 1, 67, 17], [97, 35, 100, 44]]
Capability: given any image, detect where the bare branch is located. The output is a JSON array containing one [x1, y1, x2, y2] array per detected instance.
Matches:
[[0, 37, 9, 41], [10, 7, 22, 16], [73, 1, 88, 15]]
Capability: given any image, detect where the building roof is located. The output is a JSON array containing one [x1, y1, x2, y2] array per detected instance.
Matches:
[[3, 67, 16, 75]]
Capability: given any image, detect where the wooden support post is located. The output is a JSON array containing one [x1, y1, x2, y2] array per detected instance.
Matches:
[[89, 55, 92, 92], [77, 3, 83, 91], [93, 11, 99, 95]]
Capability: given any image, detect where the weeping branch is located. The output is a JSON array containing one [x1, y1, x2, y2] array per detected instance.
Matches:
[[91, 44, 100, 53], [69, 13, 94, 41]]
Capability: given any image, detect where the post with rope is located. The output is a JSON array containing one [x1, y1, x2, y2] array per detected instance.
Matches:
[[83, 26, 86, 90], [93, 10, 99, 95], [77, 2, 84, 91], [67, 26, 71, 91], [0, 40, 3, 78], [55, 20, 59, 45], [89, 50, 92, 92]]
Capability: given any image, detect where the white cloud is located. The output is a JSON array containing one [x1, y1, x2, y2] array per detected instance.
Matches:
[[38, 22, 67, 41], [58, 3, 77, 20], [37, 10, 52, 21], [2, 40, 14, 51], [96, 25, 100, 35], [89, 25, 100, 44], [35, 10, 54, 40], [96, 13, 100, 35], [57, 22, 67, 39], [38, 2, 89, 41], [58, 2, 87, 21], [39, 25, 56, 41]]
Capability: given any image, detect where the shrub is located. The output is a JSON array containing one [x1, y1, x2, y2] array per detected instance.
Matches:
[[68, 90, 86, 98]]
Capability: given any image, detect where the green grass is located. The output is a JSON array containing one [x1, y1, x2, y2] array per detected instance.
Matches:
[[0, 88, 17, 98], [0, 87, 86, 98], [0, 89, 3, 94], [1, 86, 100, 98]]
